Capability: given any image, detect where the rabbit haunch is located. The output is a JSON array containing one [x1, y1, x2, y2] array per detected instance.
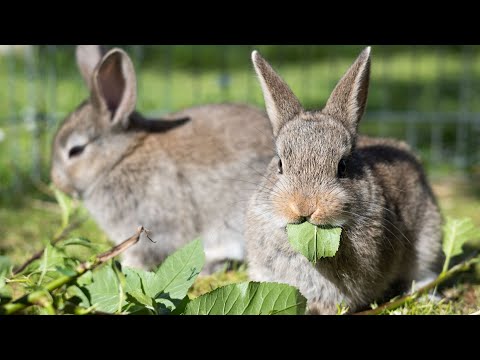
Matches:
[[50, 45, 273, 271], [245, 47, 443, 314]]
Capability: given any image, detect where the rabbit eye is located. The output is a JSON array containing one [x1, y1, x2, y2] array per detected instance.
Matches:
[[277, 159, 283, 174], [68, 145, 85, 158], [338, 158, 347, 178]]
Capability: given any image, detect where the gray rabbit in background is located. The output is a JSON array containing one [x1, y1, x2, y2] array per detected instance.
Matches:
[[245, 47, 443, 314], [50, 45, 273, 272]]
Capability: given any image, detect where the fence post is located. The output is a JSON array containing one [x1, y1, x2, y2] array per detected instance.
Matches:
[[406, 45, 418, 151], [377, 46, 390, 137], [6, 46, 20, 194], [24, 45, 40, 183], [44, 45, 58, 182], [132, 45, 144, 107], [301, 45, 312, 104], [245, 45, 255, 104], [455, 45, 472, 170], [163, 46, 173, 113], [431, 46, 443, 166], [219, 45, 230, 101], [192, 45, 202, 106]]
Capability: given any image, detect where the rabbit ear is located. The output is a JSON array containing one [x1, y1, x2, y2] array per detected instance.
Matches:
[[91, 49, 137, 129], [76, 45, 107, 90], [252, 50, 303, 136], [323, 47, 371, 134]]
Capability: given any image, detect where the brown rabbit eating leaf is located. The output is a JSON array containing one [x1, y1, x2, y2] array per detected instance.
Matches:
[[51, 45, 273, 272], [245, 47, 444, 314]]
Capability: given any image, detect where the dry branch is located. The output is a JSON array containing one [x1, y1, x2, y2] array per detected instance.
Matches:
[[354, 254, 480, 315]]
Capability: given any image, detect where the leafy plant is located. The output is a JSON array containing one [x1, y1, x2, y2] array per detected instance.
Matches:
[[72, 239, 205, 314], [53, 187, 74, 232], [0, 188, 306, 315], [0, 256, 12, 303], [2, 185, 479, 315], [441, 217, 480, 273], [358, 216, 480, 315], [287, 222, 342, 263], [185, 282, 306, 315], [0, 232, 306, 315]]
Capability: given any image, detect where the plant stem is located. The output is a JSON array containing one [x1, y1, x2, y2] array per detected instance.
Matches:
[[442, 257, 451, 274], [1, 227, 145, 315], [354, 254, 480, 315]]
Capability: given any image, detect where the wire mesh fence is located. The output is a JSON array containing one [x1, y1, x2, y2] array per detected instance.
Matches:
[[0, 45, 479, 201]]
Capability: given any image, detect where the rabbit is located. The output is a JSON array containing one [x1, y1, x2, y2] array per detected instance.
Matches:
[[245, 47, 444, 314], [50, 45, 274, 272]]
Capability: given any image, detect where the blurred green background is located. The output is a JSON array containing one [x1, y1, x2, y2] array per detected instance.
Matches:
[[0, 45, 479, 268]]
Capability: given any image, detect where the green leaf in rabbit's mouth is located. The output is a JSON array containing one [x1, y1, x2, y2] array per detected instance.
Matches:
[[286, 222, 342, 263]]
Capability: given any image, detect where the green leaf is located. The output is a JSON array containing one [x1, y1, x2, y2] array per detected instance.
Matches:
[[0, 256, 12, 301], [0, 286, 12, 304], [122, 267, 157, 313], [59, 237, 92, 248], [77, 270, 93, 287], [122, 299, 156, 315], [128, 289, 155, 310], [442, 217, 480, 273], [184, 282, 307, 315], [287, 222, 342, 263], [0, 256, 11, 288], [122, 239, 205, 314], [123, 267, 143, 294], [66, 285, 91, 308], [153, 239, 205, 300], [83, 263, 124, 313], [170, 296, 190, 315], [124, 267, 157, 297], [53, 187, 73, 230], [28, 243, 76, 285], [112, 261, 127, 314], [55, 266, 77, 277], [37, 244, 67, 270], [126, 239, 204, 303]]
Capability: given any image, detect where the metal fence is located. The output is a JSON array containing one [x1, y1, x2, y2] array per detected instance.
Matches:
[[0, 45, 479, 200]]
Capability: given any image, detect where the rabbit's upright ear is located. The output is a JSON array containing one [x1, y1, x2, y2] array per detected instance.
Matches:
[[76, 45, 107, 90], [323, 47, 371, 135], [252, 51, 303, 136], [91, 49, 137, 129]]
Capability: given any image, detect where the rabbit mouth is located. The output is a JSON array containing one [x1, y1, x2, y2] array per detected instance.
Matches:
[[284, 218, 346, 230]]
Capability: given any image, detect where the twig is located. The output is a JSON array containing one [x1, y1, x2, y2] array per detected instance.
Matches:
[[354, 254, 480, 315], [1, 227, 145, 315], [13, 215, 89, 275], [144, 228, 156, 243], [82, 226, 144, 268]]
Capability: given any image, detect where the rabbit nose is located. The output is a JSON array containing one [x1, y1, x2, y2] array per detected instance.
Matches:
[[287, 202, 316, 223], [289, 202, 310, 216], [297, 216, 308, 224]]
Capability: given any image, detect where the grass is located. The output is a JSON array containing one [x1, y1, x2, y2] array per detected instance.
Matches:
[[1, 46, 480, 314], [1, 175, 479, 314], [380, 284, 480, 315], [1, 46, 480, 200]]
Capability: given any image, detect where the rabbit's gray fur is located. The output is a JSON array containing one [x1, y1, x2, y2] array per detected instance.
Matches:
[[246, 47, 443, 314], [51, 46, 273, 272]]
